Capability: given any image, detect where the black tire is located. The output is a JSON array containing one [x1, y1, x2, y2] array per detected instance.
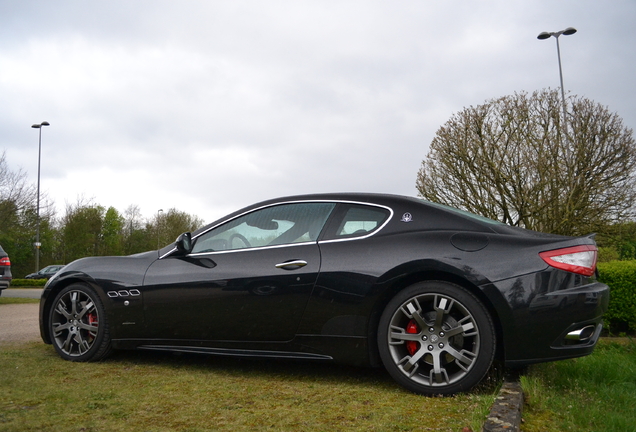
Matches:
[[377, 281, 495, 395], [49, 283, 112, 362]]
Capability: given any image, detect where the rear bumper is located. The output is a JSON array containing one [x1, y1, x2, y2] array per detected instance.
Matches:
[[489, 272, 610, 366]]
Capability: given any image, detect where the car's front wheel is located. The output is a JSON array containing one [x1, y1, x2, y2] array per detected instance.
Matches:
[[377, 281, 495, 395], [49, 284, 112, 361]]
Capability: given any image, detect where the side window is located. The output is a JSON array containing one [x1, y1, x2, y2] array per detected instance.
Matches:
[[191, 202, 335, 253], [330, 204, 391, 239]]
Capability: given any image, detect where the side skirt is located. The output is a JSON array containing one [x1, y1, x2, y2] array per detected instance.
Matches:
[[127, 343, 333, 361]]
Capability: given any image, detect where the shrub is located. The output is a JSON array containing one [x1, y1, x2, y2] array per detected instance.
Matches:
[[597, 260, 636, 333], [9, 278, 47, 287]]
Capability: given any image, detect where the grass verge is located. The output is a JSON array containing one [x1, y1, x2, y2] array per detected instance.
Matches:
[[521, 338, 636, 432], [0, 297, 39, 305], [0, 342, 499, 431]]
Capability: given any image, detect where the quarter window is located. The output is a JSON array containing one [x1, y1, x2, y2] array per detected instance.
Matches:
[[331, 204, 391, 239], [191, 203, 335, 253]]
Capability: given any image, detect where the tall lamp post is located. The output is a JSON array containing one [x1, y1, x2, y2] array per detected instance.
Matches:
[[537, 27, 577, 136], [157, 209, 164, 249], [31, 121, 50, 273]]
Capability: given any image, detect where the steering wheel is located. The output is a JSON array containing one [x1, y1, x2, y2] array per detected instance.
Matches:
[[228, 233, 251, 249]]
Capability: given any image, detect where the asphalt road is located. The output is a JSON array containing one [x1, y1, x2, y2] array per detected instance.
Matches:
[[2, 288, 43, 299]]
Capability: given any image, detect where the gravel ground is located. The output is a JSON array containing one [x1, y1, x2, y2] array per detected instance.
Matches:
[[0, 303, 41, 344]]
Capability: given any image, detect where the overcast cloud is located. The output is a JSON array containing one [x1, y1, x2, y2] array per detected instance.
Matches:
[[1, 1, 635, 224]]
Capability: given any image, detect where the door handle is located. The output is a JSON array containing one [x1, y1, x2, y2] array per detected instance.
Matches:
[[275, 260, 308, 270]]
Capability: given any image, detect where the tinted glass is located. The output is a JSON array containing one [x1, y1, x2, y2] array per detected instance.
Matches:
[[332, 204, 390, 239], [192, 202, 336, 253]]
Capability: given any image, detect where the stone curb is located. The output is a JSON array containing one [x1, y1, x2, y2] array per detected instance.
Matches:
[[482, 377, 523, 432]]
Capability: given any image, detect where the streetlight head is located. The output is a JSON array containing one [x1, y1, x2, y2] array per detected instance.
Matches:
[[41, 121, 50, 126], [32, 124, 41, 129], [563, 27, 577, 36], [32, 121, 50, 128], [537, 31, 552, 40]]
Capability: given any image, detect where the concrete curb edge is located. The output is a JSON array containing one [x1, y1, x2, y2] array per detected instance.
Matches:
[[482, 377, 524, 432]]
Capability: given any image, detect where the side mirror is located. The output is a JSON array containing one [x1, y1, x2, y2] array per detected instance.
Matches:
[[175, 232, 193, 255]]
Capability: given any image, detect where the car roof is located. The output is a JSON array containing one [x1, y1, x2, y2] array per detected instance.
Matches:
[[190, 192, 503, 238]]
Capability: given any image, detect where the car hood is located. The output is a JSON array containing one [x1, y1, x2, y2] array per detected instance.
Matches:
[[46, 251, 159, 289]]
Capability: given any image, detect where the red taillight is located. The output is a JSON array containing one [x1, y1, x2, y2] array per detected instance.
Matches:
[[539, 245, 597, 277], [0, 257, 10, 266]]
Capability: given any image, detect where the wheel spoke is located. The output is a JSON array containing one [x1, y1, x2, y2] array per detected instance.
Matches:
[[78, 322, 99, 333], [75, 333, 91, 354], [389, 325, 421, 342], [445, 345, 476, 367], [70, 292, 79, 316], [434, 295, 453, 328], [61, 331, 74, 353], [55, 301, 72, 320], [402, 300, 428, 330], [445, 320, 475, 338], [429, 352, 450, 384], [52, 322, 71, 335], [401, 349, 427, 373], [77, 300, 94, 320]]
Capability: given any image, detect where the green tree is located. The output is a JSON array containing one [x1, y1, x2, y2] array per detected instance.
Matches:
[[153, 208, 204, 248], [0, 152, 57, 276], [60, 203, 105, 262], [416, 89, 636, 236], [101, 207, 125, 256], [122, 205, 149, 254]]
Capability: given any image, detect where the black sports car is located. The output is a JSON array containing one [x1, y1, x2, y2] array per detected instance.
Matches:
[[39, 193, 609, 395]]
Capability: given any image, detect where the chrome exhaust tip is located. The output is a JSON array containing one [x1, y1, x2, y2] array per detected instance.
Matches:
[[566, 325, 596, 342]]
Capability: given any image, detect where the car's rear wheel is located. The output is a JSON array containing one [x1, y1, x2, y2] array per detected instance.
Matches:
[[49, 284, 112, 361], [378, 281, 495, 395]]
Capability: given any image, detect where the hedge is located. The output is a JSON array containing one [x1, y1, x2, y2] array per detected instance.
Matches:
[[8, 279, 47, 287], [597, 260, 636, 334]]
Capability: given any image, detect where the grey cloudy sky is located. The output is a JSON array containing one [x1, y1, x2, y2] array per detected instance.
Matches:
[[1, 1, 635, 224]]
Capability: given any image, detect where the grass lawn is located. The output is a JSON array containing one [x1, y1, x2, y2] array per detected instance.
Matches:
[[0, 297, 39, 305], [521, 338, 636, 432], [0, 341, 499, 431]]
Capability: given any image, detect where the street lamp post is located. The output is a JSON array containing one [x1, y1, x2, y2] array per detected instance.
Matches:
[[157, 209, 164, 249], [537, 27, 577, 136], [31, 121, 50, 273]]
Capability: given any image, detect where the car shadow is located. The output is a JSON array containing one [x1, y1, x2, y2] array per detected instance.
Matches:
[[93, 348, 503, 395]]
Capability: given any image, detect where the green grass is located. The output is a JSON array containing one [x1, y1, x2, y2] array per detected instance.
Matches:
[[521, 338, 636, 432], [0, 343, 499, 431], [0, 297, 39, 305]]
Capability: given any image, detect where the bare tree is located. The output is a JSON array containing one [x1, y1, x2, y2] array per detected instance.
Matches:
[[0, 152, 36, 224], [416, 89, 636, 236]]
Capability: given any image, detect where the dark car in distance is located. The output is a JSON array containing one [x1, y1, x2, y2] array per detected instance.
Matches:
[[0, 245, 12, 295], [25, 264, 65, 280], [39, 193, 609, 395]]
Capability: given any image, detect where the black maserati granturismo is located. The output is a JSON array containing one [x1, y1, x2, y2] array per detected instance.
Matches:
[[39, 193, 609, 395]]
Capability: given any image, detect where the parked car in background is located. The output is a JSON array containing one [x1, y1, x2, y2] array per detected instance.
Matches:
[[24, 265, 65, 280], [0, 245, 12, 295], [39, 193, 609, 395]]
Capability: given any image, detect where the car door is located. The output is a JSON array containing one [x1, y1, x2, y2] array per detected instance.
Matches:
[[141, 202, 335, 342]]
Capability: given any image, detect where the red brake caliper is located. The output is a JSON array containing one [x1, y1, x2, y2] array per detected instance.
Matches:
[[406, 319, 419, 356], [88, 312, 98, 340]]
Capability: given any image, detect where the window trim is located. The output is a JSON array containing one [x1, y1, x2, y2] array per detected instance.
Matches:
[[160, 199, 394, 259], [318, 202, 393, 244]]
